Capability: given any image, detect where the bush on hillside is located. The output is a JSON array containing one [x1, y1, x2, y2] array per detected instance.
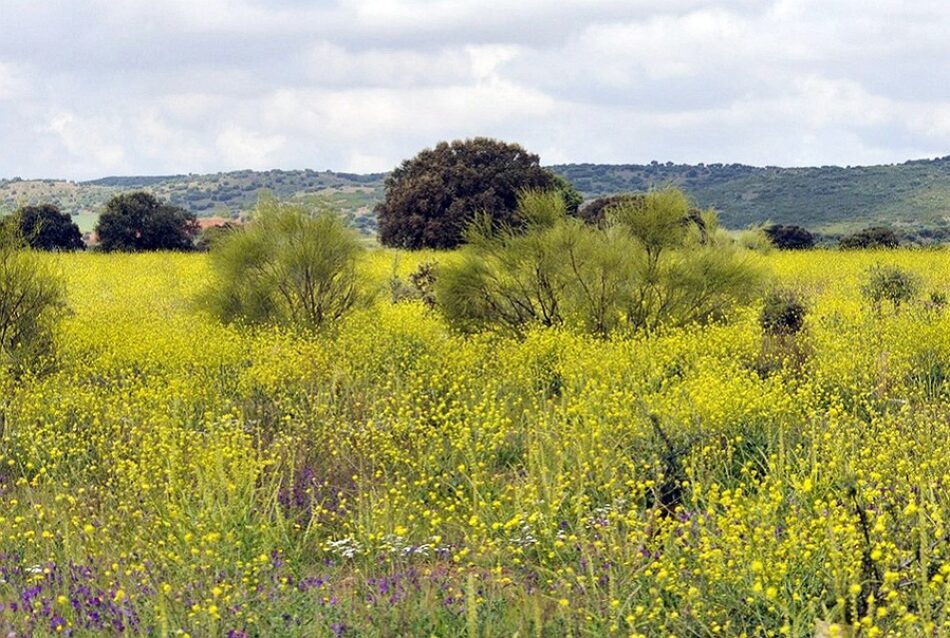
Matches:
[[862, 264, 918, 313]]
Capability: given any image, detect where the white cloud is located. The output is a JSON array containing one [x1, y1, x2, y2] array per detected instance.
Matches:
[[216, 126, 287, 169], [0, 0, 949, 178]]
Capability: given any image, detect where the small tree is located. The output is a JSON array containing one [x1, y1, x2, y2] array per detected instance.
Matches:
[[10, 204, 84, 251], [204, 198, 363, 327], [764, 224, 815, 250], [840, 226, 900, 249], [96, 192, 198, 252], [376, 138, 577, 249], [0, 224, 67, 374], [861, 264, 918, 313]]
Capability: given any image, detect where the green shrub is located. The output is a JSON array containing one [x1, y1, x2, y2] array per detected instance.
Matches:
[[390, 261, 438, 309], [0, 224, 67, 374], [839, 226, 899, 249], [204, 198, 363, 328], [759, 289, 807, 336], [861, 264, 919, 312], [737, 227, 773, 253], [437, 187, 763, 336], [764, 224, 815, 250]]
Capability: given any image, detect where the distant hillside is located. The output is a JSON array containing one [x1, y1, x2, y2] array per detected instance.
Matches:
[[0, 169, 384, 234], [3, 157, 950, 240], [551, 157, 950, 239]]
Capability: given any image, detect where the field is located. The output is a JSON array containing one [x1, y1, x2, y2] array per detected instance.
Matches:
[[5, 249, 950, 636]]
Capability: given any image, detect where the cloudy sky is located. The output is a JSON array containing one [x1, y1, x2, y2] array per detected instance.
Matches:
[[1, 0, 949, 179]]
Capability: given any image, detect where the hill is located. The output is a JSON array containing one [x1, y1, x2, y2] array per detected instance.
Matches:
[[552, 157, 950, 240], [3, 157, 950, 240]]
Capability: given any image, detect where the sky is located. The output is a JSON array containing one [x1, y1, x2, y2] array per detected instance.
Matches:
[[1, 0, 949, 180]]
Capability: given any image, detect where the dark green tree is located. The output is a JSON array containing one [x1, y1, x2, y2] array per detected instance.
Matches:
[[764, 224, 815, 250], [839, 226, 899, 249], [376, 138, 577, 249], [578, 194, 645, 227], [10, 204, 84, 251], [95, 192, 198, 252]]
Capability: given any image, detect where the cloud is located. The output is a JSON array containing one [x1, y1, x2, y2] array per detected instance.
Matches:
[[0, 0, 948, 179]]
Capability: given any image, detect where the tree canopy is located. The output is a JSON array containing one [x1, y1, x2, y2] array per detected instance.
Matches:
[[376, 138, 579, 249], [839, 226, 900, 249], [95, 192, 198, 252], [9, 204, 84, 251], [764, 224, 815, 250]]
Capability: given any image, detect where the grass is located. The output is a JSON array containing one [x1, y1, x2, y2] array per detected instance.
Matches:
[[3, 248, 950, 635]]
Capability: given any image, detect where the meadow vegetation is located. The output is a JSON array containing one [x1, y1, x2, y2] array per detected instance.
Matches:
[[1, 160, 949, 636], [3, 222, 950, 636]]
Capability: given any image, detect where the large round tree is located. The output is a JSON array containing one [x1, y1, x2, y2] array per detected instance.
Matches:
[[376, 138, 578, 249], [96, 192, 198, 252], [11, 204, 84, 251]]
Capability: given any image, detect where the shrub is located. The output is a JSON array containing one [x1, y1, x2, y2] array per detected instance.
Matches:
[[839, 226, 900, 249], [926, 290, 947, 312], [764, 224, 815, 250], [9, 204, 84, 251], [578, 193, 644, 227], [195, 222, 240, 252], [437, 187, 763, 336], [390, 261, 438, 309], [0, 224, 67, 373], [737, 227, 773, 253], [204, 198, 363, 328], [861, 264, 919, 312], [96, 191, 199, 252], [376, 138, 578, 249], [759, 289, 807, 336]]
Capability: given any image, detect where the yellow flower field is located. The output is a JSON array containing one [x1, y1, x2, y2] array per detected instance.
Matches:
[[3, 249, 950, 636]]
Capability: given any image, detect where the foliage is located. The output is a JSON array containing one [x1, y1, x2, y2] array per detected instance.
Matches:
[[554, 156, 950, 234], [552, 174, 583, 216], [95, 191, 199, 252], [578, 193, 644, 226], [0, 224, 67, 374], [8, 204, 84, 251], [390, 261, 438, 309], [861, 263, 919, 311], [376, 138, 571, 249], [764, 224, 815, 250], [204, 198, 363, 327], [437, 187, 762, 336], [839, 226, 900, 249], [11, 156, 950, 240], [195, 222, 240, 252], [736, 227, 773, 253], [8, 249, 950, 636], [759, 288, 807, 336]]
